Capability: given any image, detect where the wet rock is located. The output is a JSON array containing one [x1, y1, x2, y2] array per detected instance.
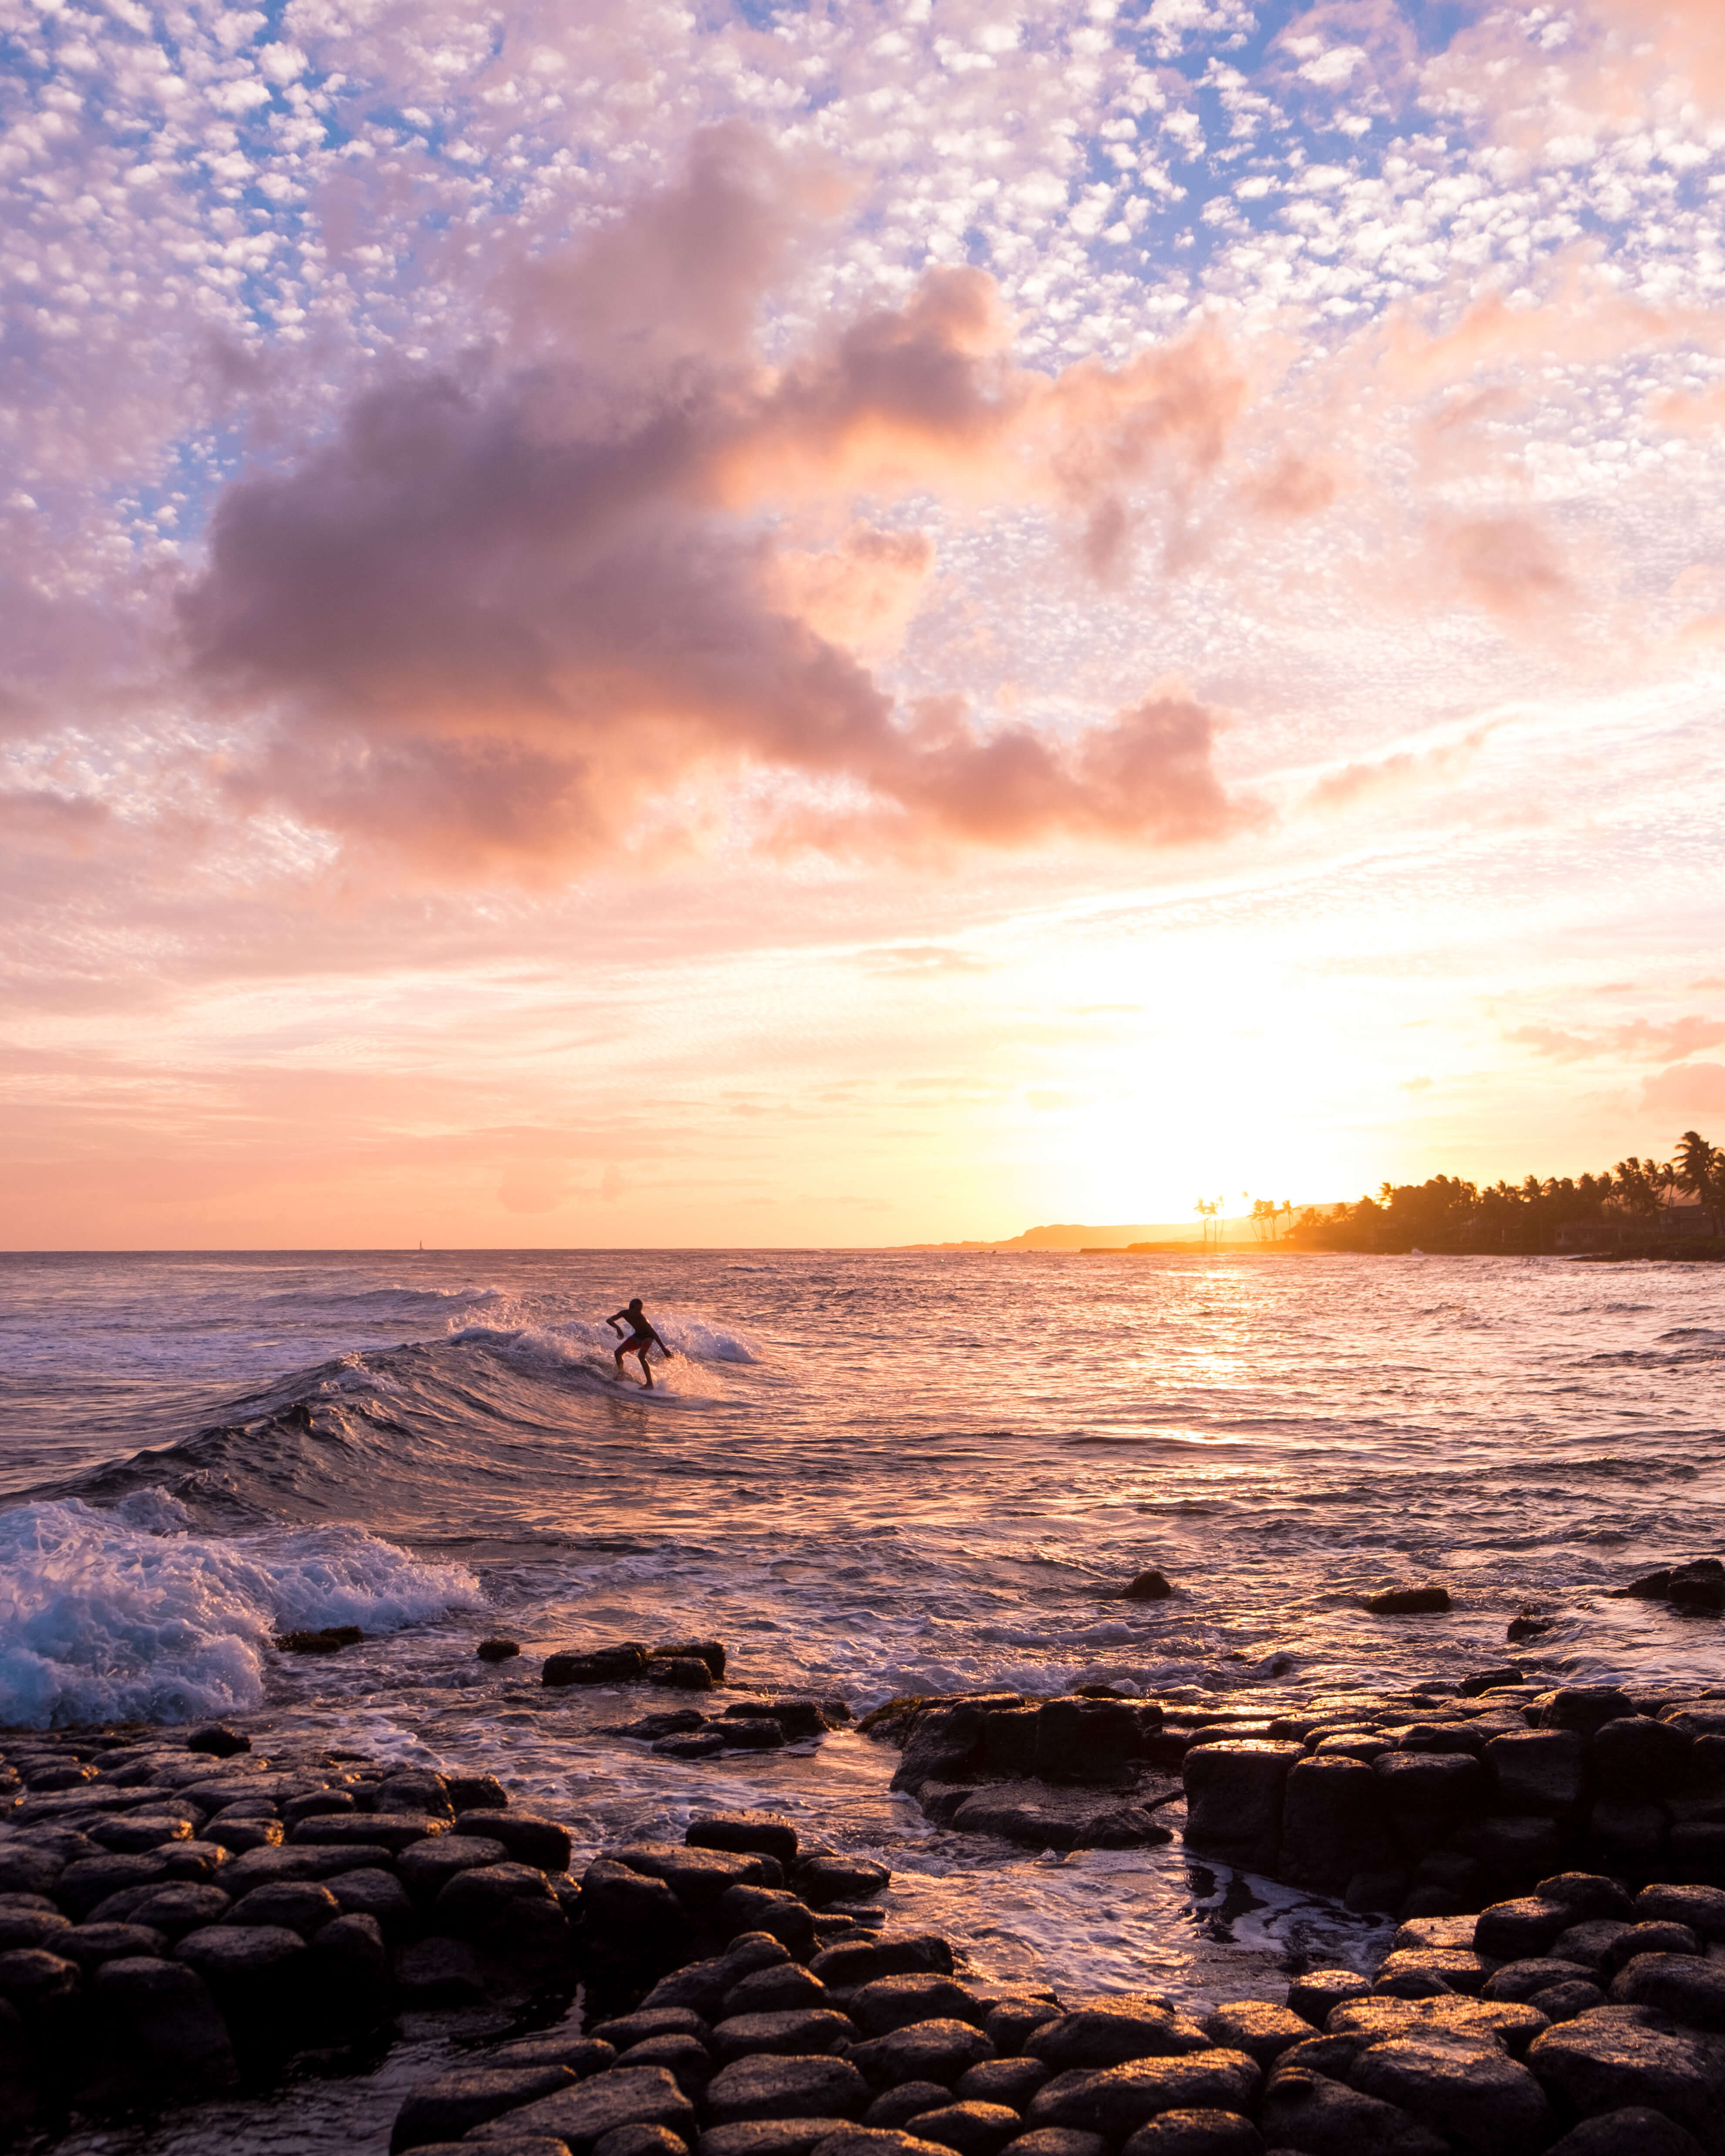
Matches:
[[1028, 2053, 1261, 2139], [1348, 2026, 1551, 2155], [186, 1726, 251, 1757], [446, 1774, 509, 1813], [797, 1856, 891, 1908], [83, 1954, 238, 2099], [642, 1935, 791, 2014], [206, 1816, 283, 1854], [1593, 1717, 1694, 1799], [812, 1936, 955, 1989], [397, 1832, 510, 1901], [722, 1720, 789, 1753], [715, 1886, 818, 1959], [1531, 1689, 1635, 1736], [649, 1659, 715, 1693], [1287, 1970, 1374, 2029], [594, 2129, 692, 2156], [57, 1851, 172, 1918], [1123, 1571, 1173, 1601], [395, 1934, 487, 2004], [58, 1921, 168, 1967], [87, 1810, 196, 1854], [689, 1813, 801, 1865], [1622, 1561, 1725, 1614], [494, 2035, 618, 2075], [1460, 1668, 1526, 1697], [285, 1791, 355, 1827], [292, 1811, 445, 1854], [613, 1842, 772, 1909], [90, 1881, 231, 1936], [1035, 1699, 1144, 1785], [1118, 2117, 1263, 2156], [1327, 1995, 1551, 2056], [657, 1734, 729, 1762], [330, 1865, 415, 1931], [850, 2020, 996, 2090], [377, 1771, 456, 1820], [436, 1860, 568, 1957], [456, 1810, 572, 1872], [312, 1910, 390, 2020], [542, 1643, 651, 1686], [389, 2063, 577, 2152], [865, 2082, 950, 2128], [1200, 2001, 1315, 2066], [653, 1640, 728, 1679], [851, 1976, 989, 2037], [1608, 1952, 1725, 2028], [1475, 1897, 1575, 1960], [956, 2057, 1049, 2106], [1183, 1742, 1303, 1869], [625, 1713, 710, 1743], [616, 2032, 715, 2096], [477, 1640, 521, 1662], [591, 2007, 713, 2048], [1526, 2012, 1725, 2146], [1543, 2107, 1707, 2154], [1278, 1759, 1397, 1893], [503, 2065, 699, 2152], [722, 1964, 829, 2017], [806, 2134, 948, 2156], [1538, 1874, 1638, 1922], [706, 2053, 871, 2124], [174, 1921, 307, 1997], [1373, 1948, 1492, 1997], [1259, 2068, 1447, 2153], [1484, 1959, 1600, 2004], [1027, 2007, 1211, 2071], [699, 2124, 855, 2156], [0, 1845, 69, 1897], [1484, 1731, 1586, 1814], [275, 1626, 364, 1653], [1636, 1884, 1725, 1939], [713, 2009, 856, 2061], [1007, 2135, 1104, 2156], [222, 1880, 342, 1936], [982, 1998, 1062, 2054], [1530, 1982, 1607, 2022], [0, 1906, 72, 1952], [1366, 1586, 1451, 1616], [908, 2102, 1023, 2156], [0, 1946, 80, 2008]]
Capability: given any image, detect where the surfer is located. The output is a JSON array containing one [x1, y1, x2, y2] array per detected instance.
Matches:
[[607, 1299, 670, 1388]]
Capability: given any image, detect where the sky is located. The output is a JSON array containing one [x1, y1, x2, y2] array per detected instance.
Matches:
[[5, 0, 1725, 1249]]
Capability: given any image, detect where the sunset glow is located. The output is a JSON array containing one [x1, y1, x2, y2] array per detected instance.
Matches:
[[6, 0, 1725, 1247]]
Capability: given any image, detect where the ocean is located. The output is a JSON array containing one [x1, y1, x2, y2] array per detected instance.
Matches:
[[2, 1247, 1722, 2149]]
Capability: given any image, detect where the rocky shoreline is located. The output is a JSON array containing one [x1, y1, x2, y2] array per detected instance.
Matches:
[[3, 1646, 1725, 2154]]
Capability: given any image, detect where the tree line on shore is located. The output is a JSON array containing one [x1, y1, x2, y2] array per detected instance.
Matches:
[[1277, 1128, 1725, 1254]]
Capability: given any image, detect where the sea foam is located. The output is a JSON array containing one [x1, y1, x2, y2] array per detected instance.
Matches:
[[0, 1493, 477, 1729]]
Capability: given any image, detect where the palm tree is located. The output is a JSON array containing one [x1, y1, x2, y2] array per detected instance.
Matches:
[[1676, 1131, 1724, 1234]]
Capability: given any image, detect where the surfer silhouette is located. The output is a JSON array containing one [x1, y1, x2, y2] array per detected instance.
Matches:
[[607, 1299, 670, 1388]]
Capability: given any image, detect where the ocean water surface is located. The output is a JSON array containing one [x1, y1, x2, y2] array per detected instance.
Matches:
[[3, 1247, 1722, 2148]]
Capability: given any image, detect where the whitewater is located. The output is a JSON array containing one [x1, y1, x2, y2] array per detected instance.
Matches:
[[2, 1246, 1722, 2148]]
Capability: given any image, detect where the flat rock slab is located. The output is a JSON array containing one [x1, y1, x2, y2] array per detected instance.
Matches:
[[1526, 2013, 1725, 2148], [699, 2122, 856, 2156], [501, 2067, 698, 2153], [1328, 1995, 1551, 2055], [1027, 2053, 1261, 2137], [707, 2055, 871, 2124], [1348, 2028, 1553, 2156], [389, 2065, 576, 2153], [1260, 2069, 1448, 2154]]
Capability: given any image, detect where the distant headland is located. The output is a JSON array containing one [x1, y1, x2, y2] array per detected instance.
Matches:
[[895, 1128, 1725, 1260]]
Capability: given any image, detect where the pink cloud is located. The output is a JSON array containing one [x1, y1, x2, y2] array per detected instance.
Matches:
[[179, 133, 1266, 877]]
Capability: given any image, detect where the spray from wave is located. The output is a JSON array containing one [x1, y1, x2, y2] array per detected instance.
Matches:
[[0, 1491, 479, 1729]]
